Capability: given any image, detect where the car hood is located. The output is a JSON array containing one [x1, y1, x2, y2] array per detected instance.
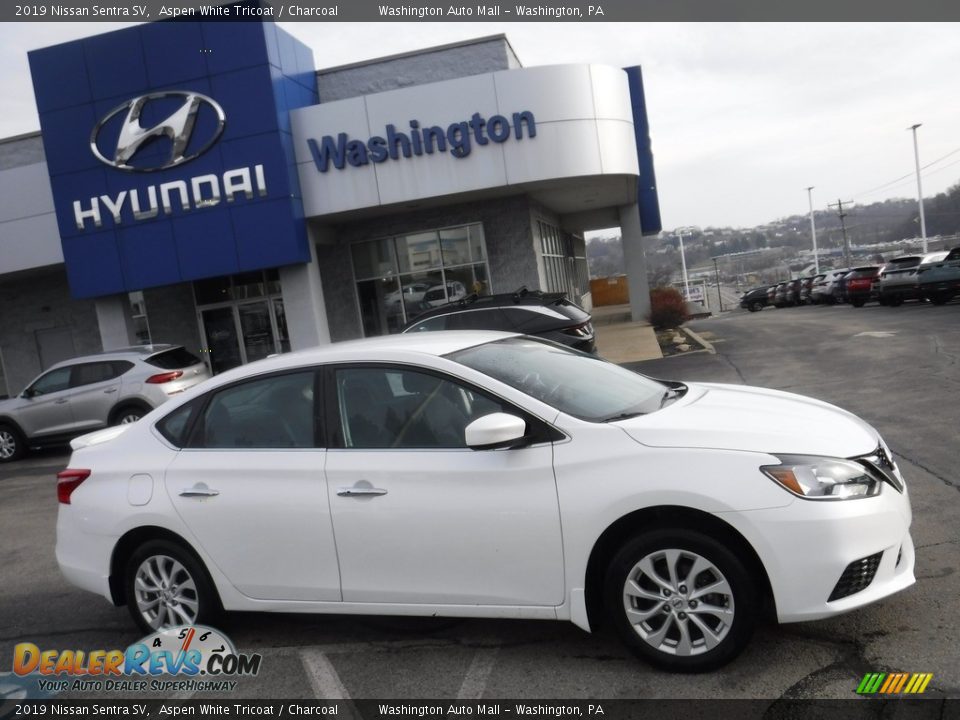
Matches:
[[616, 382, 879, 458]]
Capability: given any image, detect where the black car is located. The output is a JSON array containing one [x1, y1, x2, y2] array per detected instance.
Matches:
[[740, 285, 771, 312], [403, 287, 596, 353]]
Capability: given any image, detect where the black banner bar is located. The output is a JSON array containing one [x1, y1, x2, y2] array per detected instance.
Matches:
[[1, 699, 953, 720], [2, 0, 960, 22]]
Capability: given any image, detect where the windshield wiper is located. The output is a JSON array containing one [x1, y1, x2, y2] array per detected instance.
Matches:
[[601, 410, 647, 422], [660, 383, 688, 408]]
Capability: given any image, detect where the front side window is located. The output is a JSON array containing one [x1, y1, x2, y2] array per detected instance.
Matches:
[[450, 337, 669, 422], [28, 367, 72, 396], [190, 371, 317, 449], [334, 367, 504, 449]]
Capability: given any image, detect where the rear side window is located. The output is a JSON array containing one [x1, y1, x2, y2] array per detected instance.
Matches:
[[157, 400, 201, 448], [946, 248, 960, 261], [445, 309, 511, 331], [147, 348, 202, 370], [189, 371, 318, 449], [70, 362, 125, 388]]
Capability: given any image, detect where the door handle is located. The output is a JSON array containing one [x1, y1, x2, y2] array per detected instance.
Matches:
[[103, 388, 118, 394], [55, 399, 69, 405], [337, 487, 388, 497], [179, 487, 220, 497]]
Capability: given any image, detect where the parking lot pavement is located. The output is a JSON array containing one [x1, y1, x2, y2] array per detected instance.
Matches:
[[1, 302, 958, 699]]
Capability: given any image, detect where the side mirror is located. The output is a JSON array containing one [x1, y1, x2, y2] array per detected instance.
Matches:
[[465, 413, 528, 450], [21, 389, 36, 399]]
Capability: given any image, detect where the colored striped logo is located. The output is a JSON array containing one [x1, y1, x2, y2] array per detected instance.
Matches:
[[857, 672, 933, 694]]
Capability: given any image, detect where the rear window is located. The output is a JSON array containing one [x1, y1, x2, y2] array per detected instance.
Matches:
[[946, 248, 960, 261], [146, 348, 201, 370], [886, 257, 921, 269], [849, 267, 881, 279]]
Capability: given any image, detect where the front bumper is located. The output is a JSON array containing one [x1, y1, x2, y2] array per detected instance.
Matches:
[[724, 482, 914, 623]]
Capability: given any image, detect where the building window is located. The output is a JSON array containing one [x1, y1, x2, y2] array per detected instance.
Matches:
[[537, 220, 588, 301], [352, 223, 491, 337], [128, 291, 151, 345]]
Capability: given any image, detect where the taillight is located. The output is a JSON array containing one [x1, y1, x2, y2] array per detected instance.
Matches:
[[146, 370, 183, 384], [57, 469, 91, 504]]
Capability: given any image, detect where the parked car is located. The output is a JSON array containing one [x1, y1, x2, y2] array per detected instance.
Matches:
[[844, 266, 883, 308], [739, 285, 771, 312], [421, 281, 468, 308], [766, 284, 780, 307], [915, 247, 960, 305], [404, 287, 596, 353], [799, 275, 822, 305], [56, 332, 915, 672], [385, 282, 431, 311], [820, 269, 851, 305], [783, 278, 803, 306], [773, 282, 790, 308], [878, 253, 947, 306], [0, 345, 209, 462]]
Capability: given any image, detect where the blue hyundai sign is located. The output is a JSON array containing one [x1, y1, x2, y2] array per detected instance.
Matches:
[[29, 15, 317, 299]]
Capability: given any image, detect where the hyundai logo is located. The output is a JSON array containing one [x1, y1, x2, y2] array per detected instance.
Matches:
[[90, 91, 226, 172]]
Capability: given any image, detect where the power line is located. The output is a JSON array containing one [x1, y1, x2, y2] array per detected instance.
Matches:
[[850, 145, 960, 200]]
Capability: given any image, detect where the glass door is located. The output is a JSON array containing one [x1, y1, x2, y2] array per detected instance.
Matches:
[[238, 301, 276, 364], [200, 306, 243, 375]]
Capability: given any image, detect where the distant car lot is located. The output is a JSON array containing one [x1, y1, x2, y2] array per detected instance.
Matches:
[[1, 304, 958, 699]]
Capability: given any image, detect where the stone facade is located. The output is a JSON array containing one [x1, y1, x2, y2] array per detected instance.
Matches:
[[0, 267, 100, 395]]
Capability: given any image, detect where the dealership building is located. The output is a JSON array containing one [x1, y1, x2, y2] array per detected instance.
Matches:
[[0, 16, 661, 397]]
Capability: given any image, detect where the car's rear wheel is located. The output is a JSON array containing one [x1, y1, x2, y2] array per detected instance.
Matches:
[[886, 295, 903, 307], [604, 529, 757, 672], [0, 423, 26, 463], [110, 403, 151, 426], [125, 540, 220, 633], [851, 299, 865, 308], [748, 301, 763, 312]]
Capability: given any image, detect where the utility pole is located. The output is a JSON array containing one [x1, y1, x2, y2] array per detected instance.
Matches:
[[829, 199, 854, 267], [805, 186, 820, 274], [712, 256, 723, 312], [909, 124, 928, 253]]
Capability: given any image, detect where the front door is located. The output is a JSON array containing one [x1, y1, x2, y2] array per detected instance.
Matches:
[[325, 365, 565, 606]]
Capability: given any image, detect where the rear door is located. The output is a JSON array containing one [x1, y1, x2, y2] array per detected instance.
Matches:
[[67, 361, 130, 433], [164, 369, 341, 601]]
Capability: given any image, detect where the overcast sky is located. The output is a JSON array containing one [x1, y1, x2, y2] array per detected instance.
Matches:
[[1, 22, 958, 230]]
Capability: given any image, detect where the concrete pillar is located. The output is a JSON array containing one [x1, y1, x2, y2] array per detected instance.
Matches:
[[94, 295, 136, 350], [619, 203, 652, 322], [279, 225, 332, 350]]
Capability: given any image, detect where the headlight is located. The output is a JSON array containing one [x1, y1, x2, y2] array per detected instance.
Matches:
[[760, 455, 881, 500]]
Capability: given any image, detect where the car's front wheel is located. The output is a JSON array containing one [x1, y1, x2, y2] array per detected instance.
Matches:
[[604, 529, 758, 672], [0, 423, 26, 463], [125, 539, 221, 633], [748, 301, 763, 312]]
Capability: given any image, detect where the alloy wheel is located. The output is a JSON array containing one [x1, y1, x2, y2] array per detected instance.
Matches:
[[622, 548, 735, 657], [133, 554, 200, 629], [0, 429, 17, 460]]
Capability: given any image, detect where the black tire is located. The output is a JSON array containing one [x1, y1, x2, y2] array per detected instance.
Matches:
[[125, 539, 222, 633], [0, 423, 26, 463], [110, 402, 151, 426], [851, 299, 865, 308], [886, 296, 903, 307], [930, 292, 950, 306], [604, 529, 758, 672], [748, 301, 762, 313]]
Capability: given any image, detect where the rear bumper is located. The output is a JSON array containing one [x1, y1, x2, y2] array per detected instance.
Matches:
[[56, 508, 115, 603]]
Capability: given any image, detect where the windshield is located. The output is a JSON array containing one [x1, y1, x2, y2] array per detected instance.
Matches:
[[448, 337, 670, 422]]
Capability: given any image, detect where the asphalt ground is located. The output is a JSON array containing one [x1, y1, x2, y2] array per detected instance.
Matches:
[[1, 299, 958, 701]]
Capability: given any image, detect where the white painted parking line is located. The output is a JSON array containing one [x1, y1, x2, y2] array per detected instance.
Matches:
[[300, 648, 352, 700], [456, 647, 500, 700]]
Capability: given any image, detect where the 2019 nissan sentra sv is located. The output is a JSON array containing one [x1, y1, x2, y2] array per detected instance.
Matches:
[[55, 332, 914, 672]]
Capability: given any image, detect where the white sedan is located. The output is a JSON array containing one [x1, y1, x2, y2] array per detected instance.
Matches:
[[55, 332, 914, 672]]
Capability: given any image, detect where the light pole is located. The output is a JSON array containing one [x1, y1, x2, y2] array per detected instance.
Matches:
[[805, 186, 820, 274], [712, 257, 723, 312], [677, 229, 690, 300], [909, 124, 928, 253]]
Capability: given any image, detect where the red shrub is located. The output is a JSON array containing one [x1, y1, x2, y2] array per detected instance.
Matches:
[[648, 286, 689, 329]]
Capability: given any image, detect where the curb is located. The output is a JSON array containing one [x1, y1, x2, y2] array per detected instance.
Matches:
[[681, 326, 716, 354]]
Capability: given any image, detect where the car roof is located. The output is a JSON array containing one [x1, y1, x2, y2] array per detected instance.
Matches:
[[203, 331, 519, 386], [47, 344, 181, 369]]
